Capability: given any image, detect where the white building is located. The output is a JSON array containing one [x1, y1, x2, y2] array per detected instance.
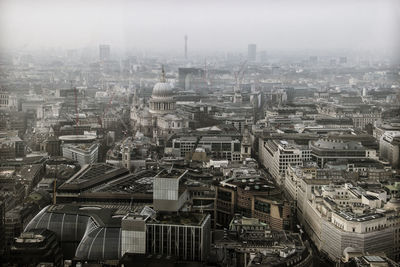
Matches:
[[153, 169, 190, 212], [61, 143, 99, 166], [167, 136, 198, 158], [284, 166, 400, 262], [259, 138, 311, 184], [198, 136, 242, 162], [379, 131, 400, 169]]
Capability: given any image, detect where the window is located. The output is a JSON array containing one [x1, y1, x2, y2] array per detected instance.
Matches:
[[222, 143, 231, 151], [254, 200, 270, 213], [234, 143, 241, 152]]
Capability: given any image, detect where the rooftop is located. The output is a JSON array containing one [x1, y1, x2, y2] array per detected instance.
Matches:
[[155, 168, 187, 179], [311, 139, 365, 151], [58, 163, 129, 191], [59, 135, 96, 142], [45, 204, 122, 227], [336, 211, 384, 222], [200, 136, 235, 142], [61, 143, 98, 153], [150, 212, 209, 226]]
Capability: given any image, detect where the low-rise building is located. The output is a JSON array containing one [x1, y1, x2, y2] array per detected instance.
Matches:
[[61, 143, 99, 166], [0, 133, 25, 159], [10, 229, 63, 266], [310, 138, 375, 168], [216, 172, 291, 231], [212, 214, 312, 267]]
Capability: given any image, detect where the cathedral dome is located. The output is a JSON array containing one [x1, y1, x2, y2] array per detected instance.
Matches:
[[149, 66, 176, 114], [152, 82, 173, 98]]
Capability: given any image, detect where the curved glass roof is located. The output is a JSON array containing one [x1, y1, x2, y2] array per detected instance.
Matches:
[[24, 206, 122, 260], [25, 207, 90, 242], [76, 226, 121, 260]]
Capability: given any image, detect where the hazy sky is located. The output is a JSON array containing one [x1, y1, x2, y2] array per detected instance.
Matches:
[[0, 0, 399, 54]]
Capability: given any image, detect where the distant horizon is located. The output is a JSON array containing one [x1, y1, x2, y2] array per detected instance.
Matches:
[[0, 45, 396, 62], [0, 0, 399, 59]]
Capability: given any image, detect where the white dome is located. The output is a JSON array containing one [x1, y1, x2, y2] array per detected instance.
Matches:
[[152, 82, 173, 98]]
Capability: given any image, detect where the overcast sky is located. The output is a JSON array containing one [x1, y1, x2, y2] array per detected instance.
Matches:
[[0, 0, 399, 54]]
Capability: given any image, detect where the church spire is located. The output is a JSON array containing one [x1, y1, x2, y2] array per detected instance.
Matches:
[[161, 65, 166, 82]]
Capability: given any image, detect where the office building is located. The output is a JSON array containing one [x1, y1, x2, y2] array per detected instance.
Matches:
[[259, 139, 311, 184], [310, 138, 376, 168], [122, 207, 211, 262], [379, 131, 400, 168], [198, 136, 242, 162], [216, 169, 291, 230], [178, 68, 204, 90], [146, 212, 211, 261], [153, 169, 190, 212], [61, 143, 99, 166], [248, 44, 256, 61], [284, 170, 400, 262], [99, 44, 110, 61]]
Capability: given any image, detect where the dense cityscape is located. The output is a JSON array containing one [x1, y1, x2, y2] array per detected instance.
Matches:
[[0, 1, 400, 266]]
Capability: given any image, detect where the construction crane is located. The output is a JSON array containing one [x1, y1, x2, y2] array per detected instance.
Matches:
[[203, 59, 218, 91], [234, 60, 247, 88]]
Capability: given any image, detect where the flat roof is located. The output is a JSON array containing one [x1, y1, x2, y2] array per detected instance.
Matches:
[[59, 135, 96, 141], [336, 211, 384, 222], [199, 136, 234, 142], [154, 168, 187, 179], [149, 212, 209, 226]]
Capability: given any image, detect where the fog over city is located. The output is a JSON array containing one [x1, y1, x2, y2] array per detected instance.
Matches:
[[0, 0, 399, 56], [0, 1, 400, 266]]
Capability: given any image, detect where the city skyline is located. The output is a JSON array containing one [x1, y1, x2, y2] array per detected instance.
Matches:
[[0, 1, 399, 266], [0, 0, 399, 57]]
